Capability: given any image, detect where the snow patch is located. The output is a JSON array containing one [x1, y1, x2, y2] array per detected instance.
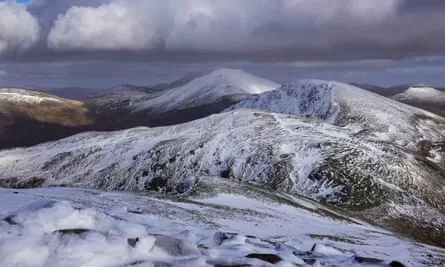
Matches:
[[0, 91, 63, 104]]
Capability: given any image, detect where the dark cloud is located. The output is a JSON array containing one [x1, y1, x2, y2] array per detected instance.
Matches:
[[0, 0, 445, 62]]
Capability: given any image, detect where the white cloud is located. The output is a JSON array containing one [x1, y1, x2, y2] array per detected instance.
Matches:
[[48, 1, 155, 50], [46, 0, 405, 52], [0, 70, 7, 76], [0, 2, 40, 55]]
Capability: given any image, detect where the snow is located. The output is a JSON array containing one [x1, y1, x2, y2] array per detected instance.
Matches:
[[1, 187, 443, 267], [0, 89, 64, 104], [311, 244, 344, 256], [427, 147, 442, 163], [133, 68, 279, 112]]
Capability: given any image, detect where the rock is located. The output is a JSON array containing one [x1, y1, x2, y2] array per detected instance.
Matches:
[[311, 244, 344, 256], [154, 235, 198, 256], [54, 228, 91, 235], [127, 237, 140, 248], [354, 256, 384, 264], [245, 253, 282, 264], [389, 261, 406, 267]]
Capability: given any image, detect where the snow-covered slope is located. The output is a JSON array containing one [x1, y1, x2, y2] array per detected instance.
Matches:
[[2, 187, 437, 267], [1, 108, 445, 248], [133, 68, 279, 112]]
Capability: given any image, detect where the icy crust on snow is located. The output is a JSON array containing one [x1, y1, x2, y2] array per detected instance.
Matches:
[[133, 68, 280, 113], [1, 187, 441, 267], [227, 80, 340, 122]]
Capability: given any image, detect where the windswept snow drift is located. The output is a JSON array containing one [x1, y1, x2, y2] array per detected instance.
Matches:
[[1, 187, 441, 267]]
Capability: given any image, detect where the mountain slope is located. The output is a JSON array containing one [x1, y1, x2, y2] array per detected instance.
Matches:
[[0, 88, 95, 150]]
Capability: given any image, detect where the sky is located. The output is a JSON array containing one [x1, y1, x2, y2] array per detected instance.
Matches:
[[0, 0, 445, 88]]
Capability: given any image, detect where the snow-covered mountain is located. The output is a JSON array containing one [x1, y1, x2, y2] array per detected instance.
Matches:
[[132, 68, 279, 112], [88, 68, 280, 130], [2, 78, 445, 265], [228, 80, 445, 146], [0, 88, 95, 150]]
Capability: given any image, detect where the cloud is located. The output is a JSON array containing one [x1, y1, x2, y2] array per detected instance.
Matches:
[[48, 1, 155, 50], [0, 2, 40, 55], [0, 70, 7, 76], [45, 0, 404, 53], [291, 59, 394, 68], [1, 0, 445, 61]]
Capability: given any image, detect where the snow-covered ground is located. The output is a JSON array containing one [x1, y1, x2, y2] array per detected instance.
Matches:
[[1, 187, 442, 267]]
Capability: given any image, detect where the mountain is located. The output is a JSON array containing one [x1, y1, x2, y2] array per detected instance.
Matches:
[[391, 85, 445, 116], [88, 68, 280, 130], [0, 88, 95, 150], [0, 69, 279, 149], [2, 80, 445, 251]]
